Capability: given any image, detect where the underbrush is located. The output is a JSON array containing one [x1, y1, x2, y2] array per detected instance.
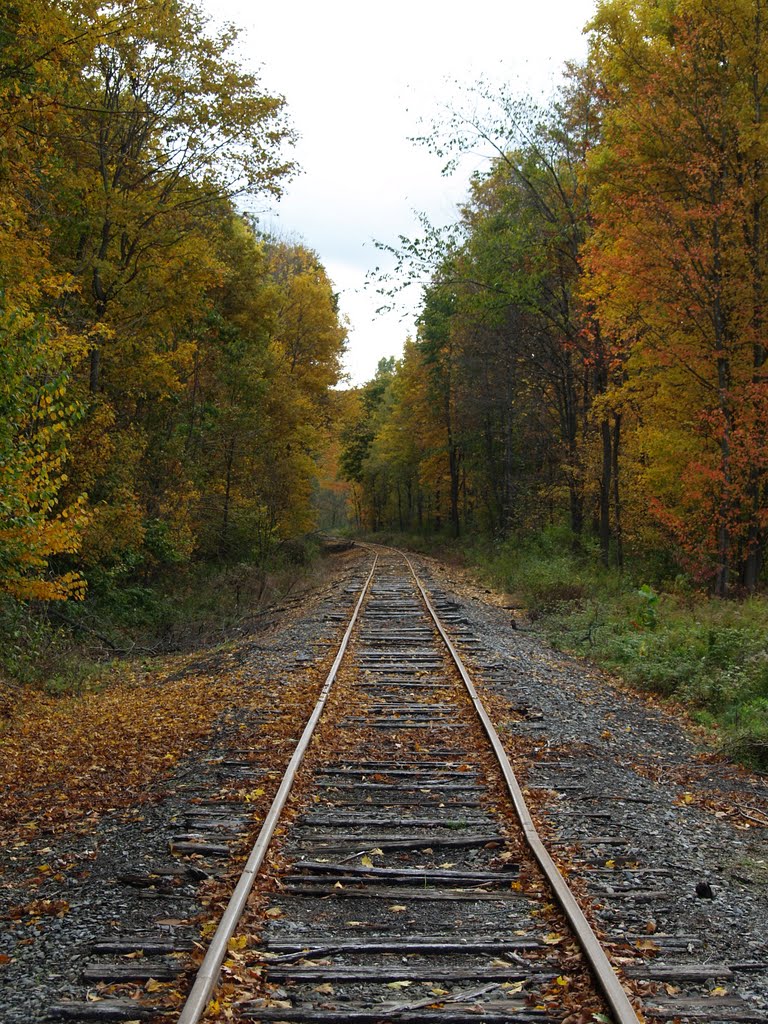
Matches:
[[0, 537, 324, 697], [466, 528, 768, 770]]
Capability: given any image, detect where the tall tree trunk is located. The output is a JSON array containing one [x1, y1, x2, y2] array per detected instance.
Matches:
[[742, 48, 766, 591], [448, 443, 461, 538], [599, 417, 612, 566], [89, 346, 101, 393], [714, 352, 733, 598], [219, 437, 236, 558], [612, 414, 624, 569]]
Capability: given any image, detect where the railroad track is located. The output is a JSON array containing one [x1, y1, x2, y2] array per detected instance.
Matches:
[[49, 549, 765, 1024]]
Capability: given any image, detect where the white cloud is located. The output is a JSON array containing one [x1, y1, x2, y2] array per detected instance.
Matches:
[[205, 0, 597, 383]]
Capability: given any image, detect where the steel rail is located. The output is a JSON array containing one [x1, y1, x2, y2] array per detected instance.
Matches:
[[176, 555, 379, 1024], [405, 554, 642, 1024]]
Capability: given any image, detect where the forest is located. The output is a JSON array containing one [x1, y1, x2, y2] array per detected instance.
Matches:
[[0, 0, 346, 672], [1, 1, 767, 759], [338, 0, 768, 760]]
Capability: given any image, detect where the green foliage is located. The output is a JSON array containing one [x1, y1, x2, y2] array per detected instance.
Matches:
[[466, 527, 768, 768], [0, 541, 329, 697], [727, 698, 768, 766], [0, 594, 100, 694], [636, 585, 659, 630]]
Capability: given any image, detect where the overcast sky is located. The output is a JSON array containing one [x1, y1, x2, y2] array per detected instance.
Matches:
[[203, 0, 598, 385]]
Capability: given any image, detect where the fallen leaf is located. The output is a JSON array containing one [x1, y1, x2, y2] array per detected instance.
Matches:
[[388, 904, 407, 913], [502, 981, 524, 994], [386, 980, 412, 989], [313, 983, 334, 995]]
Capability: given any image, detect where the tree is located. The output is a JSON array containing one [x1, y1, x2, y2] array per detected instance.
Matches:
[[0, 316, 89, 600], [586, 0, 768, 593]]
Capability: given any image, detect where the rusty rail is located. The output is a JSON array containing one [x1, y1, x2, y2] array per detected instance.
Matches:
[[176, 555, 378, 1024], [405, 553, 641, 1024], [177, 549, 641, 1024]]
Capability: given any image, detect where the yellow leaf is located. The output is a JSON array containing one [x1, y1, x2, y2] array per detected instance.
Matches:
[[710, 986, 728, 997], [386, 980, 412, 989], [228, 935, 248, 951], [145, 978, 164, 992], [543, 932, 564, 945], [388, 905, 407, 913], [502, 981, 524, 994], [360, 855, 373, 868], [265, 907, 284, 918], [313, 983, 334, 994], [555, 975, 570, 987]]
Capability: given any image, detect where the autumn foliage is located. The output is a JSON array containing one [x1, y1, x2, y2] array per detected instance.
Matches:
[[349, 0, 767, 597], [0, 0, 346, 608]]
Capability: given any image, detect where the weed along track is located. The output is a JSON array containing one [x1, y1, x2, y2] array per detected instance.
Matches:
[[173, 550, 638, 1024], [45, 549, 766, 1024]]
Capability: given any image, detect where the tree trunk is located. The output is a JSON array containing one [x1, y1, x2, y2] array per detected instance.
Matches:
[[714, 354, 733, 598], [448, 443, 461, 539], [599, 417, 612, 566], [219, 438, 235, 558], [89, 346, 101, 393], [612, 414, 624, 569]]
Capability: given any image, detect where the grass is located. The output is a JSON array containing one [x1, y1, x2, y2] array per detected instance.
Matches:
[[464, 527, 768, 770]]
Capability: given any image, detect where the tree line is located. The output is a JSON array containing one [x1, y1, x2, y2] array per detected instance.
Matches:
[[1, 0, 346, 605], [341, 0, 768, 597]]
